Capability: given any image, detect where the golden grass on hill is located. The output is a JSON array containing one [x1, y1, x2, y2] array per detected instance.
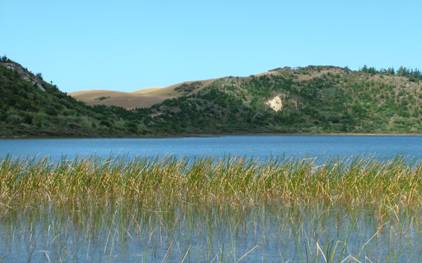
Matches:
[[69, 79, 215, 109], [69, 87, 176, 109], [0, 157, 421, 215]]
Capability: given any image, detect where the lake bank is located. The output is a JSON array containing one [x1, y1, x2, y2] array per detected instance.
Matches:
[[2, 131, 422, 139]]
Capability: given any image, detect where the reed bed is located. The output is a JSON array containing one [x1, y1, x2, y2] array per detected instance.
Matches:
[[1, 157, 422, 262], [0, 157, 421, 214]]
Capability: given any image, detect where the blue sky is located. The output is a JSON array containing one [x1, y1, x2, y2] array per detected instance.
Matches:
[[1, 0, 421, 92]]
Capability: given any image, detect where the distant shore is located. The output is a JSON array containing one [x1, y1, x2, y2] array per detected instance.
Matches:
[[1, 131, 422, 140]]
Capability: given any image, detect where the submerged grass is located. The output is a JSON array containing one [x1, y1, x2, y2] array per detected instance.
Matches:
[[0, 157, 421, 214]]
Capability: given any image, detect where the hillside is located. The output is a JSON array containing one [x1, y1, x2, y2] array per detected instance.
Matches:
[[0, 58, 140, 137], [1, 57, 422, 137], [134, 66, 422, 134], [69, 80, 212, 109], [70, 88, 165, 109]]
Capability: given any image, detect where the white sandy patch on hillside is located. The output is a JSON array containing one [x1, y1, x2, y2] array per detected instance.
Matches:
[[266, 96, 283, 112]]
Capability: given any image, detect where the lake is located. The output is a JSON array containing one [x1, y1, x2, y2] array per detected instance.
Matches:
[[1, 135, 422, 161], [2, 205, 420, 262], [1, 135, 422, 262]]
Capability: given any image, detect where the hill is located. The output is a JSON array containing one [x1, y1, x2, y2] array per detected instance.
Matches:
[[0, 58, 140, 137], [134, 66, 422, 134], [69, 80, 212, 109], [1, 57, 422, 137]]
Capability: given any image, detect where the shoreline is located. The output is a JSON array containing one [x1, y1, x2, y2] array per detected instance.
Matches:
[[1, 131, 422, 140]]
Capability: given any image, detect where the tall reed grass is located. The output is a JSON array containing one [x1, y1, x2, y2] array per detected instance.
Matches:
[[1, 157, 422, 262], [0, 157, 420, 215]]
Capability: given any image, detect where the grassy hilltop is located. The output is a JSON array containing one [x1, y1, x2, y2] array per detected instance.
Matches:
[[1, 57, 422, 137]]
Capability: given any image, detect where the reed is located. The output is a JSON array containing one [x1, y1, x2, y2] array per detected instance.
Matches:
[[1, 157, 422, 262], [0, 157, 421, 214]]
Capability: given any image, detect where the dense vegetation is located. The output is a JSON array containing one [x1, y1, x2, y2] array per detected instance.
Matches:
[[2, 157, 421, 212], [0, 59, 141, 137], [140, 66, 422, 134], [1, 58, 422, 137]]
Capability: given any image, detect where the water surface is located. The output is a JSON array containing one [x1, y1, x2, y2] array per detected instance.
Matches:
[[2, 135, 422, 262], [1, 205, 421, 262], [1, 135, 421, 161]]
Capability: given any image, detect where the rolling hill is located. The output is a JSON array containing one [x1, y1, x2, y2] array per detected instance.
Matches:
[[1, 56, 422, 137], [70, 88, 171, 109], [0, 58, 140, 137], [70, 79, 216, 109], [134, 66, 422, 134]]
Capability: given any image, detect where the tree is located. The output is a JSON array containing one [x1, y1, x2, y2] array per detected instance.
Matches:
[[36, 73, 43, 80], [386, 67, 395, 75], [397, 66, 409, 77]]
